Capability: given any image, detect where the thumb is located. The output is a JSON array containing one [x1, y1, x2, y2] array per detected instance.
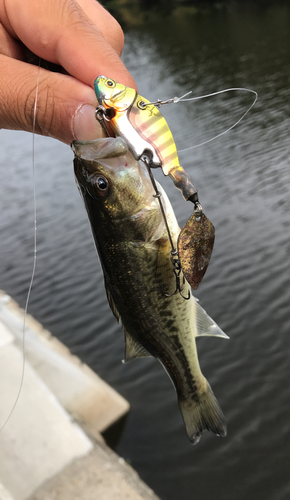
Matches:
[[0, 55, 102, 143]]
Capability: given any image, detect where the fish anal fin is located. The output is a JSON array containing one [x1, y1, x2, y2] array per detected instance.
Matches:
[[179, 381, 227, 444], [123, 329, 152, 363], [193, 299, 229, 339]]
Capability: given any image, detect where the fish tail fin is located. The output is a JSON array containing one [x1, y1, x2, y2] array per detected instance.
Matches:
[[178, 382, 227, 444]]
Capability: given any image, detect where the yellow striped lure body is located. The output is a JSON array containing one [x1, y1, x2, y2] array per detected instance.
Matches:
[[94, 76, 198, 202], [94, 75, 215, 291]]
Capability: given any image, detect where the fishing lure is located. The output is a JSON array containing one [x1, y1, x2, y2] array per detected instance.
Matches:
[[94, 75, 214, 291]]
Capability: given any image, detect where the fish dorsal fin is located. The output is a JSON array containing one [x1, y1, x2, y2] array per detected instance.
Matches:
[[124, 329, 152, 363], [193, 298, 229, 339], [104, 278, 120, 323]]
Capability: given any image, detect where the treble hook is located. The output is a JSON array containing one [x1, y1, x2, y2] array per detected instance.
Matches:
[[162, 250, 190, 300]]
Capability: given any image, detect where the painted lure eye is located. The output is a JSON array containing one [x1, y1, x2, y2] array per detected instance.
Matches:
[[106, 79, 115, 88]]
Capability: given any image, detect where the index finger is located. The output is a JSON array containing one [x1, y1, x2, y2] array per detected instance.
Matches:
[[1, 0, 137, 90], [77, 0, 124, 56]]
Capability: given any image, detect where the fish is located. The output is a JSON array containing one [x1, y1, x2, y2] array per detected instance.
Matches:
[[94, 75, 215, 290], [72, 136, 227, 444]]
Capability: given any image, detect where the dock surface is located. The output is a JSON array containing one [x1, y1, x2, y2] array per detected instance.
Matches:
[[0, 291, 160, 500]]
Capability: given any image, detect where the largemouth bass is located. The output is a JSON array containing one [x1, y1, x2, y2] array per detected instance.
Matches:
[[72, 137, 227, 444]]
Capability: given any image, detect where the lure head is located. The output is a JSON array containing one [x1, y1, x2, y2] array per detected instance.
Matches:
[[94, 76, 137, 113], [94, 76, 178, 173]]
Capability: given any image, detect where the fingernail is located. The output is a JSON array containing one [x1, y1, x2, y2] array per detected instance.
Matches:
[[73, 104, 102, 141]]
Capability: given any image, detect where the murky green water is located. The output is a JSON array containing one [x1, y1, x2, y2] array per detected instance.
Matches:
[[0, 3, 290, 499]]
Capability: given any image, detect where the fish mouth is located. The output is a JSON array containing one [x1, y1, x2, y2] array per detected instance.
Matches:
[[71, 137, 129, 162]]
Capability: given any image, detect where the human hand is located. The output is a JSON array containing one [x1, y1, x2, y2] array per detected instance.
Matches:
[[0, 0, 137, 143]]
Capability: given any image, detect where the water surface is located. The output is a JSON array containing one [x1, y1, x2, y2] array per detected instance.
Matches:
[[0, 3, 290, 500]]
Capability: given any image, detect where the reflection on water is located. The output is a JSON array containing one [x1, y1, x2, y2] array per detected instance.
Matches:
[[0, 3, 290, 500]]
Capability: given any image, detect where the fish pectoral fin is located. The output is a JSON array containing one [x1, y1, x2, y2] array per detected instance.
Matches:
[[104, 278, 120, 322], [193, 299, 229, 339], [123, 329, 152, 363]]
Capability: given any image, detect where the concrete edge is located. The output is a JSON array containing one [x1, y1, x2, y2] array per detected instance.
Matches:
[[0, 290, 130, 435], [0, 289, 161, 500]]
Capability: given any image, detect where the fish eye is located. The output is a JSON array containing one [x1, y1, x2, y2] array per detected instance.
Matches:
[[88, 174, 110, 198], [97, 177, 107, 190], [106, 79, 115, 88]]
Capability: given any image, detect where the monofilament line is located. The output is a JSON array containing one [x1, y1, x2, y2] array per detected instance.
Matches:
[[177, 88, 258, 152], [0, 62, 40, 432]]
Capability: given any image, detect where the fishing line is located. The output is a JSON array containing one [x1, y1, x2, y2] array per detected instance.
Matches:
[[0, 60, 40, 432], [176, 88, 258, 152], [143, 87, 257, 152]]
